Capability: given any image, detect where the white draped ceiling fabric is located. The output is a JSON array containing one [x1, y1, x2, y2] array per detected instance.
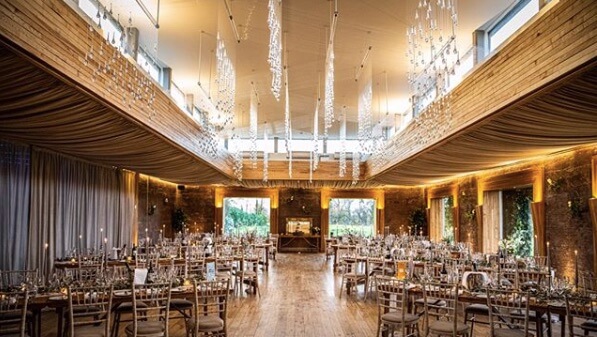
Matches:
[[0, 48, 231, 186]]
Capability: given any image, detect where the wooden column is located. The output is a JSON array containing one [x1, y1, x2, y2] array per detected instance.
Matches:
[[320, 208, 329, 253], [531, 201, 546, 256], [589, 198, 597, 276]]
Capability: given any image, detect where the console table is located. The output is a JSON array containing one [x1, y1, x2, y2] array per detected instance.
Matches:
[[279, 235, 321, 252]]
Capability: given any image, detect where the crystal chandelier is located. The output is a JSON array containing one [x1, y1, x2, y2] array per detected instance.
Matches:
[[267, 0, 283, 100], [213, 33, 236, 128], [324, 4, 338, 138], [406, 0, 459, 138], [249, 87, 258, 168], [263, 127, 269, 182], [338, 108, 346, 177]]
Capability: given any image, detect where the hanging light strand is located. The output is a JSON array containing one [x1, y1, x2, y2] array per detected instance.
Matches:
[[338, 107, 346, 177], [284, 66, 292, 178], [324, 1, 338, 138], [267, 0, 283, 100], [263, 127, 269, 182], [312, 96, 320, 171], [352, 151, 360, 185], [214, 33, 236, 128], [249, 83, 258, 168]]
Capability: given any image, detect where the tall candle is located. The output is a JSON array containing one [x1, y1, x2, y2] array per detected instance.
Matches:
[[43, 243, 49, 279], [575, 249, 579, 288], [78, 235, 83, 256], [104, 238, 108, 266], [100, 228, 103, 250], [534, 235, 538, 256], [546, 241, 551, 291]]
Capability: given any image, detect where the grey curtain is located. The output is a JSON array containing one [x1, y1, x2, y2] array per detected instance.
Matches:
[[27, 148, 136, 277], [0, 140, 30, 270]]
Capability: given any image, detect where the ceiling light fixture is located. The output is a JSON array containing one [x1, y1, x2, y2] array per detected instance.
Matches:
[[352, 151, 360, 185], [267, 0, 283, 100], [312, 95, 320, 171], [406, 0, 459, 144], [324, 0, 338, 138], [284, 65, 292, 178], [213, 33, 236, 129]]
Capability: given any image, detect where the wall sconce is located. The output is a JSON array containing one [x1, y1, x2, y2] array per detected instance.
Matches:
[[148, 204, 157, 215]]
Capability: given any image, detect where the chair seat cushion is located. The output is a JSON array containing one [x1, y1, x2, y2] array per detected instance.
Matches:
[[428, 321, 470, 334], [580, 320, 597, 332], [381, 311, 419, 324], [74, 324, 107, 337], [114, 301, 148, 312], [465, 303, 490, 315], [125, 321, 165, 335], [169, 299, 194, 310], [414, 298, 446, 307], [186, 315, 225, 332]]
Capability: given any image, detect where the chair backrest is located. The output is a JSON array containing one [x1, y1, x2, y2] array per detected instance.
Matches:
[[579, 273, 597, 293], [0, 270, 38, 291], [517, 270, 546, 290], [68, 284, 113, 337], [131, 282, 172, 337], [486, 288, 529, 336], [375, 276, 410, 334], [422, 281, 460, 331], [191, 278, 230, 336], [77, 255, 104, 282], [0, 290, 29, 337], [565, 291, 597, 337], [498, 262, 518, 289]]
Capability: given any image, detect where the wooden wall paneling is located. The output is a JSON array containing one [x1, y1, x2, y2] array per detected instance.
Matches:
[[372, 0, 597, 183], [0, 0, 234, 179]]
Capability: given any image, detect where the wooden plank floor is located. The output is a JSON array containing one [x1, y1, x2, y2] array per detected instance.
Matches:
[[38, 253, 564, 336]]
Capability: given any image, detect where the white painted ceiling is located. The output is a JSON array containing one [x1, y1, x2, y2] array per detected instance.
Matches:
[[114, 0, 514, 139]]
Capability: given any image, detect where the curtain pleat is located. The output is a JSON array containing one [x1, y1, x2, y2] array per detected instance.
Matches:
[[0, 141, 31, 270], [429, 198, 443, 242], [482, 191, 501, 254], [27, 148, 136, 277]]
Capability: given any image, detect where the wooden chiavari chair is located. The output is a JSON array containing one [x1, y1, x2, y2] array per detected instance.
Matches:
[[375, 276, 419, 337], [565, 291, 597, 336], [0, 290, 29, 337], [67, 283, 113, 337], [422, 281, 470, 337], [186, 278, 230, 337], [125, 281, 172, 337], [486, 288, 529, 337]]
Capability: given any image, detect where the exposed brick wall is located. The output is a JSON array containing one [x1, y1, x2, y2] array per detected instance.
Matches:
[[457, 177, 478, 250], [384, 188, 426, 235], [544, 148, 595, 279], [137, 175, 177, 241], [278, 188, 321, 234], [178, 186, 216, 234]]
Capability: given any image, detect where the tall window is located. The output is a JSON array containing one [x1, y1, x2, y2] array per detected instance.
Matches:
[[223, 198, 270, 236], [489, 0, 540, 52], [442, 196, 455, 243], [328, 198, 376, 237], [501, 188, 534, 257]]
